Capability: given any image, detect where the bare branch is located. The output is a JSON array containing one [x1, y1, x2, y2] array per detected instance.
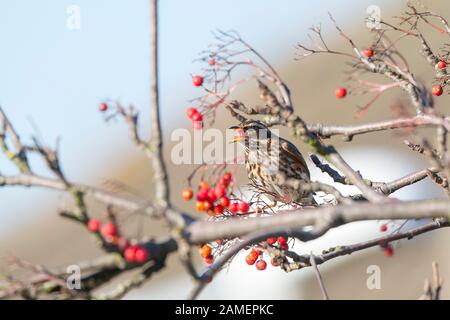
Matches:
[[307, 115, 450, 140], [186, 199, 450, 244], [149, 0, 170, 213]]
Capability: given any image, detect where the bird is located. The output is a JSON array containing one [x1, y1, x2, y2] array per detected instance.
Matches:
[[230, 120, 316, 206]]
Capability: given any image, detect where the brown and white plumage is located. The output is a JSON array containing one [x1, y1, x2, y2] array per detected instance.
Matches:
[[231, 120, 315, 205]]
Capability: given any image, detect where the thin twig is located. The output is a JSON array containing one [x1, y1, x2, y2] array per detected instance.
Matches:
[[309, 252, 330, 300]]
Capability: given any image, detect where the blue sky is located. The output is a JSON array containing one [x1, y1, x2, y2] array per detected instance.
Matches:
[[0, 0, 391, 232]]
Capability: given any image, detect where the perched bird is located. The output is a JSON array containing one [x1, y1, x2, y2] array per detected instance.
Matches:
[[230, 120, 316, 205]]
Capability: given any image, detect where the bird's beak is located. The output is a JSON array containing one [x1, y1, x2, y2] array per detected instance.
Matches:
[[229, 126, 244, 143]]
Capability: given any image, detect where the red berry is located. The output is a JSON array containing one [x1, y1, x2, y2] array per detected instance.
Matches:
[[222, 172, 232, 181], [280, 243, 289, 250], [335, 87, 347, 99], [266, 237, 277, 245], [238, 201, 249, 213], [214, 186, 226, 198], [245, 254, 257, 265], [101, 223, 117, 238], [204, 255, 214, 265], [207, 189, 217, 202], [229, 202, 239, 215], [186, 107, 198, 119], [87, 219, 101, 232], [363, 48, 374, 58], [192, 112, 203, 122], [99, 103, 108, 112], [203, 201, 213, 211], [200, 244, 212, 258], [192, 75, 204, 87], [199, 181, 209, 190], [182, 188, 193, 201], [213, 204, 224, 215], [196, 201, 206, 212], [384, 246, 394, 257], [135, 246, 149, 263], [196, 189, 209, 201], [277, 236, 287, 246], [209, 58, 216, 66], [255, 259, 267, 271], [218, 177, 229, 188], [437, 61, 447, 70], [192, 121, 203, 130], [248, 249, 259, 260], [219, 196, 230, 208], [124, 245, 138, 262], [380, 223, 388, 232], [432, 84, 443, 96]]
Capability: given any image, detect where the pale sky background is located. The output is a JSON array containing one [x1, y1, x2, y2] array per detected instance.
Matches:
[[3, 0, 448, 300], [0, 0, 394, 233]]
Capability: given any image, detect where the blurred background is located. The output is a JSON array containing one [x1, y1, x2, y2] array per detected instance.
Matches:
[[1, 0, 449, 299]]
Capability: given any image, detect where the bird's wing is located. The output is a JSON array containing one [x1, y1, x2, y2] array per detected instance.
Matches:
[[280, 138, 310, 179]]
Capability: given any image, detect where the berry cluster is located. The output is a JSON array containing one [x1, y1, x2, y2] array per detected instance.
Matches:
[[376, 222, 396, 257], [182, 171, 255, 264], [182, 172, 250, 217], [200, 244, 214, 265], [185, 75, 206, 130], [244, 236, 289, 271], [245, 249, 267, 270], [265, 236, 289, 250], [333, 54, 448, 100], [124, 244, 149, 263], [186, 107, 203, 130], [333, 47, 375, 100], [87, 218, 149, 264], [432, 60, 447, 97]]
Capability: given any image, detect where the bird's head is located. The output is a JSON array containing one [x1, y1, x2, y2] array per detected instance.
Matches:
[[229, 120, 272, 144]]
